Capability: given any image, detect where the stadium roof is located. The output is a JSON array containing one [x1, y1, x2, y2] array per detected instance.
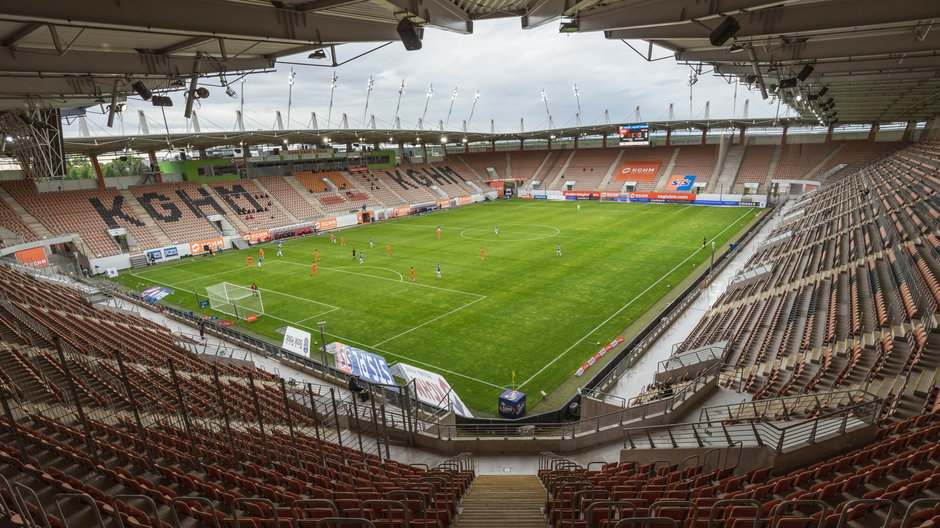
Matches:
[[568, 1, 940, 124], [62, 117, 814, 156], [0, 1, 938, 124]]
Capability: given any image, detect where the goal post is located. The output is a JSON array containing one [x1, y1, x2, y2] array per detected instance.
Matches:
[[205, 282, 264, 320]]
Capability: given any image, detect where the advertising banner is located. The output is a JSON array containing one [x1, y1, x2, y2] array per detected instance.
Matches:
[[562, 190, 600, 198], [483, 178, 526, 182], [327, 342, 397, 387], [394, 206, 412, 217], [457, 195, 472, 205], [614, 161, 661, 181], [313, 218, 337, 230], [436, 199, 452, 208], [242, 230, 270, 243], [627, 192, 695, 202], [15, 247, 48, 268], [575, 336, 625, 376], [163, 247, 179, 259], [140, 286, 174, 302], [391, 363, 473, 417], [145, 249, 163, 263], [282, 326, 312, 358], [665, 175, 697, 192], [190, 237, 225, 254]]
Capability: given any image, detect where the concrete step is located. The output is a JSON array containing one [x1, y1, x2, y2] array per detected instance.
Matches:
[[453, 475, 548, 528]]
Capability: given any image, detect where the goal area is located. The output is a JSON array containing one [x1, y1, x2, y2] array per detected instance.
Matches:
[[205, 282, 264, 320]]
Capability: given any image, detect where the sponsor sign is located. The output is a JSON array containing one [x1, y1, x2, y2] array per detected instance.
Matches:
[[245, 314, 257, 322], [436, 199, 452, 208], [498, 389, 526, 418], [163, 247, 179, 259], [199, 300, 210, 308], [390, 363, 473, 417], [15, 247, 48, 268], [281, 326, 312, 358], [286, 148, 332, 156], [327, 342, 397, 387], [313, 218, 337, 231], [219, 321, 234, 326], [614, 161, 662, 182], [140, 286, 174, 302], [562, 190, 602, 198], [190, 237, 225, 254], [533, 195, 548, 199], [483, 178, 526, 182], [575, 336, 625, 376], [627, 192, 695, 202], [457, 195, 472, 205], [694, 200, 758, 206], [347, 166, 368, 172], [146, 249, 163, 262], [665, 175, 697, 192], [105, 268, 119, 278], [394, 206, 411, 217], [242, 230, 270, 243]]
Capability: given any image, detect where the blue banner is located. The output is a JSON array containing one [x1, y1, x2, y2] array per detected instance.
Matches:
[[665, 175, 696, 191], [140, 286, 173, 302], [145, 250, 163, 262], [533, 195, 548, 200], [329, 342, 398, 388], [163, 247, 179, 258]]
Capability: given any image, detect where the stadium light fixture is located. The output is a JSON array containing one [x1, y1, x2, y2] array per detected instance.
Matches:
[[131, 81, 152, 101], [729, 42, 746, 53], [440, 136, 447, 143], [308, 49, 327, 60]]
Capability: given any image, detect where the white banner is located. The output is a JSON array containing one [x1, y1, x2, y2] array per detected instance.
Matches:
[[282, 326, 312, 358], [391, 363, 473, 417]]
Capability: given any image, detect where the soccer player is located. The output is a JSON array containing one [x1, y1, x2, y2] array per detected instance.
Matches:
[[702, 235, 707, 248], [359, 253, 364, 264], [340, 236, 346, 247], [556, 243, 562, 256], [494, 224, 499, 235], [437, 226, 442, 239], [314, 249, 320, 262], [276, 242, 283, 257], [436, 264, 441, 279], [330, 233, 336, 243], [251, 283, 259, 298], [257, 256, 263, 269], [352, 249, 356, 261], [386, 243, 391, 256], [310, 262, 317, 275], [577, 203, 581, 212], [369, 236, 374, 248], [480, 246, 485, 260], [259, 248, 264, 260], [410, 266, 415, 281], [247, 255, 253, 268]]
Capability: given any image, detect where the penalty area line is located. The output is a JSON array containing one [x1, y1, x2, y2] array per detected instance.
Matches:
[[371, 295, 487, 347]]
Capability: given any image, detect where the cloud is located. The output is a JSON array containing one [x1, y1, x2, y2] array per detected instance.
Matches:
[[66, 18, 788, 139]]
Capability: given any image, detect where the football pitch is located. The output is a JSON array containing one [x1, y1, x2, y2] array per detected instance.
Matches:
[[115, 199, 758, 414]]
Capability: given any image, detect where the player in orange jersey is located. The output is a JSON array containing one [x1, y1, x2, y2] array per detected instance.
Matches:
[[340, 236, 345, 246], [310, 262, 318, 275], [314, 249, 320, 262], [247, 256, 253, 268], [386, 243, 392, 256], [480, 247, 485, 260], [410, 267, 415, 281]]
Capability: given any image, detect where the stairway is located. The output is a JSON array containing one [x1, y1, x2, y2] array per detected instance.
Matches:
[[0, 186, 52, 239], [119, 190, 173, 246], [453, 475, 549, 528], [284, 175, 328, 216], [252, 178, 300, 224], [201, 184, 251, 232], [709, 144, 746, 193]]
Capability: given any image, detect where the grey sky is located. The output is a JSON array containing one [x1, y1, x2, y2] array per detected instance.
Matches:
[[66, 18, 793, 138]]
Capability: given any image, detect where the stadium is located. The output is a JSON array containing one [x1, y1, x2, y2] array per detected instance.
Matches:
[[1, 1, 940, 528]]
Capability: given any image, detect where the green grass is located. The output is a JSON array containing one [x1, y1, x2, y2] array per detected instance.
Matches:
[[113, 199, 757, 415]]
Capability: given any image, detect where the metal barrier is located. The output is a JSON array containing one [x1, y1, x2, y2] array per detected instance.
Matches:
[[623, 397, 883, 454]]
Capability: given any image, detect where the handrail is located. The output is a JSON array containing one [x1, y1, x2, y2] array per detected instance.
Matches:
[[623, 397, 882, 454], [698, 388, 880, 423]]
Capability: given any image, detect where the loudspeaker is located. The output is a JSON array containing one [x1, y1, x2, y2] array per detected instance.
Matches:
[[397, 19, 422, 51], [131, 81, 152, 100], [779, 78, 798, 89], [797, 64, 814, 81], [709, 16, 740, 47], [817, 86, 828, 97]]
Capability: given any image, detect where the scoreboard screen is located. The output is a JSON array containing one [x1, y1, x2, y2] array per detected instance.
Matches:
[[619, 124, 650, 146]]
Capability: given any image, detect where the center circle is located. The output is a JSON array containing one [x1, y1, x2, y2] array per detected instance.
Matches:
[[459, 223, 560, 241]]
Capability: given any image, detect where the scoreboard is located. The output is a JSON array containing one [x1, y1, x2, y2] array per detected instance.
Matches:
[[619, 124, 650, 146]]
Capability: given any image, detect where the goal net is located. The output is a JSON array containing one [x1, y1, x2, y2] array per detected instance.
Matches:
[[205, 282, 264, 320]]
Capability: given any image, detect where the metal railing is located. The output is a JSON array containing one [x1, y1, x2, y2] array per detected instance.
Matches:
[[698, 388, 879, 423], [624, 397, 883, 454], [658, 342, 726, 373]]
